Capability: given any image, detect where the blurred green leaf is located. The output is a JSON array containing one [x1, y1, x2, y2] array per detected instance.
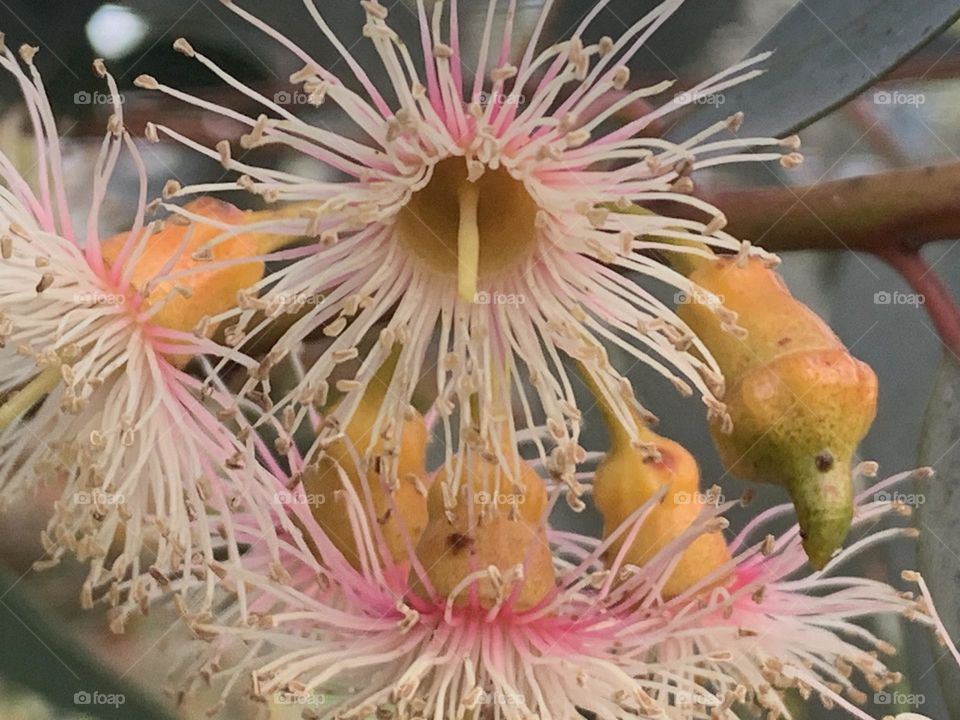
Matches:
[[671, 0, 960, 138], [0, 568, 174, 720], [917, 355, 960, 717]]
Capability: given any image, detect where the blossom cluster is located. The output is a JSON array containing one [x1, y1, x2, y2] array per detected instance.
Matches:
[[0, 1, 953, 719]]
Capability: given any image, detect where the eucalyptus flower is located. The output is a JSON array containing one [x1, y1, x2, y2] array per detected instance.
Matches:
[[0, 44, 293, 622], [168, 442, 953, 720], [638, 465, 959, 720], [137, 0, 800, 504], [171, 443, 741, 719]]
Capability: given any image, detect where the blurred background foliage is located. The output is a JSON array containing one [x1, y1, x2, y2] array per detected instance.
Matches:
[[2, 1, 960, 718]]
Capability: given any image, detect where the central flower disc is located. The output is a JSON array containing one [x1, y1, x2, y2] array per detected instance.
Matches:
[[395, 158, 539, 301]]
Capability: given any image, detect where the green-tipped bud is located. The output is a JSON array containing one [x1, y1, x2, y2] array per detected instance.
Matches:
[[789, 462, 853, 570], [677, 256, 877, 569]]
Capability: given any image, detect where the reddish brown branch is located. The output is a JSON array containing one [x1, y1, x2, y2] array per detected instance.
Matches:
[[843, 99, 911, 165], [702, 162, 960, 253], [689, 163, 960, 359], [876, 248, 960, 358]]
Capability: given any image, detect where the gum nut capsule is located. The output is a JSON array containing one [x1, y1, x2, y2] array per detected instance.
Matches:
[[411, 451, 555, 610], [678, 256, 878, 569], [594, 424, 731, 598]]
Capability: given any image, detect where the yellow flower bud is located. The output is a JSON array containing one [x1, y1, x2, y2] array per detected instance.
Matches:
[[424, 448, 549, 526], [411, 451, 555, 610], [678, 256, 877, 568], [593, 423, 731, 598], [579, 361, 730, 597], [303, 355, 429, 570]]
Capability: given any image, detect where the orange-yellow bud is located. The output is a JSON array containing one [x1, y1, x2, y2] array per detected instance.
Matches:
[[102, 198, 265, 340], [303, 416, 429, 572], [424, 448, 549, 526], [411, 452, 555, 610], [303, 356, 429, 570], [593, 425, 731, 598], [678, 256, 878, 569]]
